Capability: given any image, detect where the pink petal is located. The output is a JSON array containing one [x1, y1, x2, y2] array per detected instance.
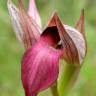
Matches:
[[28, 0, 42, 28], [21, 42, 62, 96]]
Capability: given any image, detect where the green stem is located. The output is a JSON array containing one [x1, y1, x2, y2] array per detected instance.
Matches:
[[51, 81, 59, 96], [58, 64, 81, 96]]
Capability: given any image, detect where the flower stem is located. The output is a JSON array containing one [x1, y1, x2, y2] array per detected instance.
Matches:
[[51, 81, 59, 96], [58, 64, 81, 96]]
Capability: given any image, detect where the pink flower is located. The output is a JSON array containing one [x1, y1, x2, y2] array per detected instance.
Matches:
[[7, 0, 87, 96]]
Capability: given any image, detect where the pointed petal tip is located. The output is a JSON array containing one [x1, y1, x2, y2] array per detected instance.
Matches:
[[52, 11, 58, 17], [48, 11, 60, 27], [75, 9, 85, 37], [7, 0, 12, 7], [51, 11, 60, 21], [81, 9, 84, 19], [7, 0, 11, 3], [82, 9, 84, 14]]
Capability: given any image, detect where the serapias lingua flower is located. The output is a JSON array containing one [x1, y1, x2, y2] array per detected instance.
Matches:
[[7, 0, 87, 96]]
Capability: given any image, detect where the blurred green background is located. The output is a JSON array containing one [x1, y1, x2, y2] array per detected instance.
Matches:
[[0, 0, 96, 96]]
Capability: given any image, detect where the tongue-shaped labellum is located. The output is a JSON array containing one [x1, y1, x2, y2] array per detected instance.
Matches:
[[21, 42, 62, 96]]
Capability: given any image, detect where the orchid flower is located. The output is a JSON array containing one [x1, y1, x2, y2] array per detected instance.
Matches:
[[7, 0, 87, 96]]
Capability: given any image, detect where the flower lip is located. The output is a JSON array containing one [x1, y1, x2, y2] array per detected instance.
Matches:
[[21, 41, 62, 95]]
